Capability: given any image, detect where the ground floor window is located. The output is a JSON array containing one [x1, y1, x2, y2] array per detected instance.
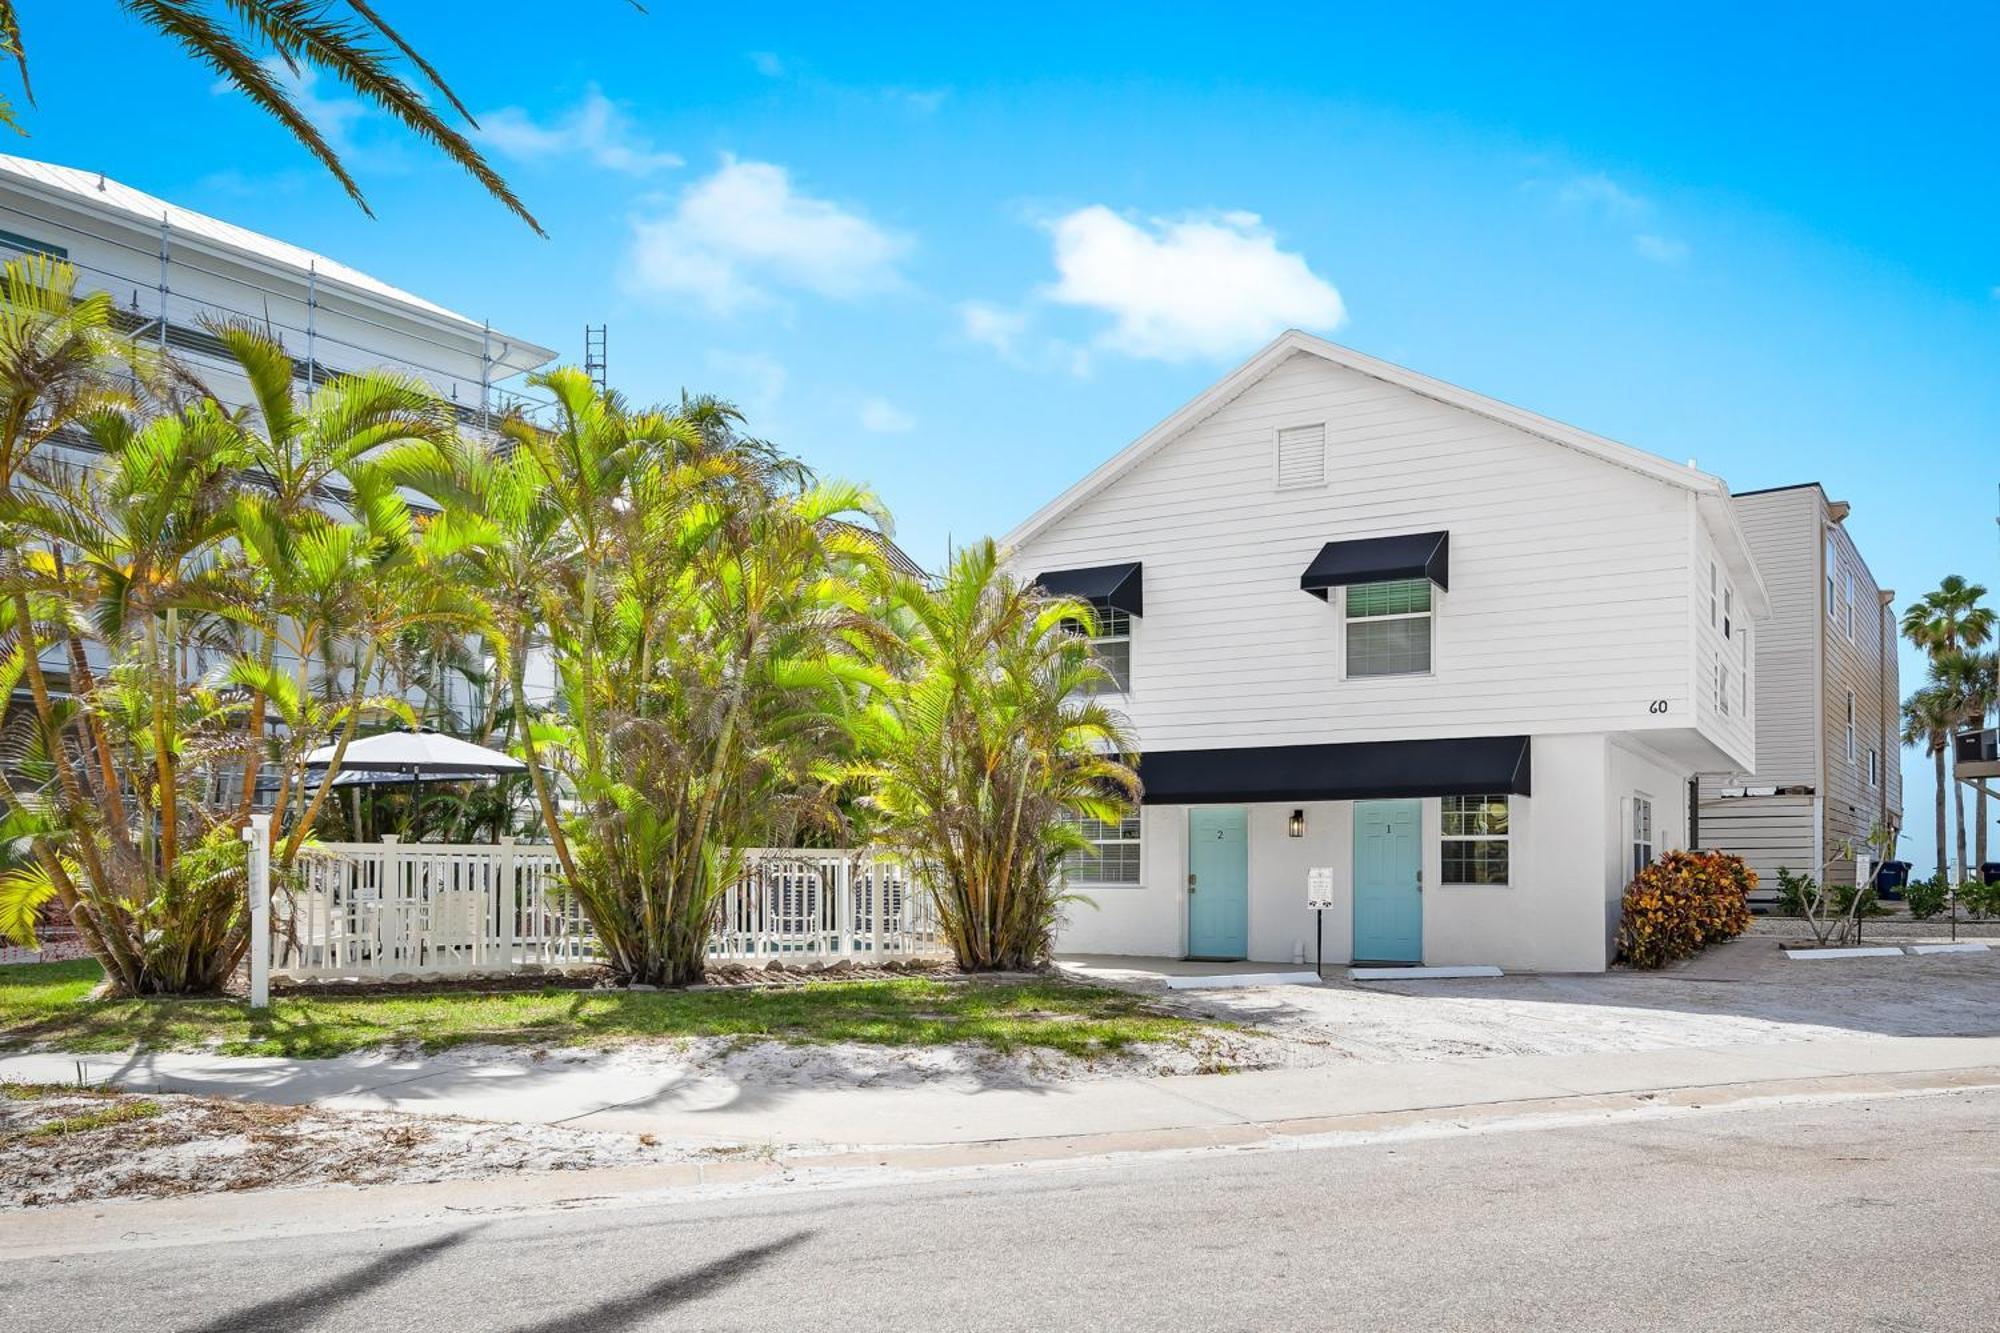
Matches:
[[1632, 794, 1655, 876], [1440, 795, 1509, 885], [1063, 811, 1141, 885]]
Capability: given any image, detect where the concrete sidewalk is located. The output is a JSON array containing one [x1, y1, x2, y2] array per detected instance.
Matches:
[[6, 1034, 1999, 1151]]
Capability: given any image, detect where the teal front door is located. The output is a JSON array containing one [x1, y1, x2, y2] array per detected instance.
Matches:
[[1353, 799, 1423, 963], [1186, 807, 1248, 959]]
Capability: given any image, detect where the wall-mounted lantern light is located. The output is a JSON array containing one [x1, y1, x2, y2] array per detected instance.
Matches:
[[1288, 809, 1306, 838]]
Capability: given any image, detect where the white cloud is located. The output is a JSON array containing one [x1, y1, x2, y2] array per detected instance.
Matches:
[[1633, 233, 1690, 264], [958, 301, 1030, 359], [704, 350, 786, 417], [858, 396, 915, 433], [479, 86, 680, 176], [218, 60, 367, 157], [1547, 172, 1693, 268], [1042, 206, 1345, 361], [626, 157, 909, 313], [955, 301, 1092, 376], [890, 88, 950, 114], [1557, 171, 1646, 217], [748, 51, 786, 78]]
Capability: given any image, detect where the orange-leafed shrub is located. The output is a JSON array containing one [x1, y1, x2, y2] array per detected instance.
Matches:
[[1615, 850, 1756, 969]]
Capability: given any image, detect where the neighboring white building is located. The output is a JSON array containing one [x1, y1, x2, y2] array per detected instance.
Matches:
[[1007, 331, 1769, 973], [0, 152, 562, 728], [0, 152, 556, 423], [1698, 485, 1901, 893]]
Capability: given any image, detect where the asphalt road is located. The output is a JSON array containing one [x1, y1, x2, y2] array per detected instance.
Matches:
[[8, 1088, 1997, 1332]]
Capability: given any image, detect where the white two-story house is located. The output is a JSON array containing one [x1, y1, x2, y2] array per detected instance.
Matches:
[[1007, 331, 1768, 973]]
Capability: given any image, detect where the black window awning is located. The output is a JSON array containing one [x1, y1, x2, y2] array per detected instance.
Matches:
[[1135, 735, 1529, 805], [1034, 561, 1143, 617], [1300, 531, 1449, 599]]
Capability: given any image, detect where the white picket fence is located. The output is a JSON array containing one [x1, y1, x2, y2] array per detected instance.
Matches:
[[242, 817, 945, 1003]]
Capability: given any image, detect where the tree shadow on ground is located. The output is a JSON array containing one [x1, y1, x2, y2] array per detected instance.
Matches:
[[182, 1227, 480, 1332], [1068, 941, 2000, 1052], [506, 1230, 814, 1333]]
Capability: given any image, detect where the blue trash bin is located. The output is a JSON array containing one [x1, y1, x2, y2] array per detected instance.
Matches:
[[1872, 861, 1911, 899], [1982, 862, 2000, 886]]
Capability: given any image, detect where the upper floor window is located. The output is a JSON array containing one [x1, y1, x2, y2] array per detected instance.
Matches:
[[0, 228, 68, 261], [1087, 608, 1132, 694], [1632, 795, 1655, 877], [1719, 662, 1733, 716], [1345, 579, 1432, 678], [1844, 570, 1856, 641], [1063, 812, 1141, 885], [1825, 533, 1839, 621], [1845, 690, 1857, 762], [1441, 795, 1510, 885], [1709, 562, 1719, 629], [1723, 584, 1734, 640], [1868, 747, 1879, 787]]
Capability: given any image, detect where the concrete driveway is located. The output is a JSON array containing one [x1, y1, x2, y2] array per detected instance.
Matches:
[[1061, 939, 2000, 1063]]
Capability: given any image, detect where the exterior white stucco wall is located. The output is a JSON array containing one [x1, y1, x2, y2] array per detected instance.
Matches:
[[1054, 729, 1700, 974]]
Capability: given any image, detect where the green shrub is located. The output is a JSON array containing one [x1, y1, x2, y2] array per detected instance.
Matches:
[[1962, 878, 2000, 918], [1774, 866, 1816, 917], [1616, 850, 1756, 969], [1903, 873, 1949, 920], [1832, 879, 1886, 918]]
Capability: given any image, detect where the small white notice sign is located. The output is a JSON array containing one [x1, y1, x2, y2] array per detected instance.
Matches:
[[1306, 867, 1336, 909]]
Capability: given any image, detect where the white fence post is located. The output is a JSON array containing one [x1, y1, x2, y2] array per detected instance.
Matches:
[[494, 835, 515, 968], [244, 813, 272, 1009]]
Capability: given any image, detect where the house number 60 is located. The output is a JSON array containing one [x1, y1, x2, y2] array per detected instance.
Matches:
[[1648, 699, 1669, 714]]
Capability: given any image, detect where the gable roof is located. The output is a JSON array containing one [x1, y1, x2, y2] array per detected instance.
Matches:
[[0, 153, 557, 376], [1003, 329, 1771, 618]]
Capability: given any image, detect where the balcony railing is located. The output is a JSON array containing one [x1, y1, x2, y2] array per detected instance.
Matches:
[[1955, 727, 1999, 780]]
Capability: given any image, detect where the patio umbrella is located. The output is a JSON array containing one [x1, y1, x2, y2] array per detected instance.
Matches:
[[305, 730, 527, 837]]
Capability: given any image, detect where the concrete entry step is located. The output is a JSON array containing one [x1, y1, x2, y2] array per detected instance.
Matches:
[[1348, 965, 1504, 981]]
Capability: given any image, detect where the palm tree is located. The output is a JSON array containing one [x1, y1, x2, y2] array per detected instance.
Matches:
[[1934, 649, 1998, 875], [1902, 577, 1995, 880], [846, 540, 1141, 971], [0, 254, 140, 973], [1, 398, 254, 992], [1903, 684, 1960, 886], [0, 1, 542, 233], [202, 320, 451, 836]]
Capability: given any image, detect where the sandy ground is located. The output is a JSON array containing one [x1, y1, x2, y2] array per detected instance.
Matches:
[[408, 1025, 1289, 1095], [1114, 943, 2000, 1064], [0, 1083, 715, 1210]]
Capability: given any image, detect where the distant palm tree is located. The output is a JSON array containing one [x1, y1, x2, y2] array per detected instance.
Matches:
[[1902, 685, 1957, 883], [1935, 649, 1999, 873], [0, 1, 551, 234], [1901, 576, 1995, 880]]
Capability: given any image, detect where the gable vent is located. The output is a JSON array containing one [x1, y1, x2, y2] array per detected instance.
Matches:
[[1275, 423, 1327, 490]]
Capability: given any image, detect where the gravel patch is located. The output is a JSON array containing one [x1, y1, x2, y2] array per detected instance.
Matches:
[[0, 1083, 709, 1210]]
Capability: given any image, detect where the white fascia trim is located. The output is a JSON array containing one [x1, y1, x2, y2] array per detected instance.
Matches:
[[1004, 328, 1746, 556]]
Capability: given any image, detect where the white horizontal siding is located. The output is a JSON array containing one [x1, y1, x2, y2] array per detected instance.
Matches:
[[1012, 351, 1727, 753], [1699, 794, 1817, 897]]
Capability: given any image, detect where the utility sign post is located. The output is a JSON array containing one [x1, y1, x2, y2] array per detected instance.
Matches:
[[1306, 867, 1336, 977]]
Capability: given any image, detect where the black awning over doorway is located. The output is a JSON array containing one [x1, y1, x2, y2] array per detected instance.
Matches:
[[1136, 735, 1530, 805]]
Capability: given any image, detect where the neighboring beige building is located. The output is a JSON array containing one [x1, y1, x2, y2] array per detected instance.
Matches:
[[1698, 484, 1901, 894]]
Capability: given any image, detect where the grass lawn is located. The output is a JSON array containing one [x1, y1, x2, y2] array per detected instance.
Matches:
[[0, 960, 1222, 1061]]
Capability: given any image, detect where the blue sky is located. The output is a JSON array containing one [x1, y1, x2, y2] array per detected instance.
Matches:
[[20, 1, 2000, 871]]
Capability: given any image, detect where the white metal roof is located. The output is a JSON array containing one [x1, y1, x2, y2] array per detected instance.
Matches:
[[0, 152, 557, 374]]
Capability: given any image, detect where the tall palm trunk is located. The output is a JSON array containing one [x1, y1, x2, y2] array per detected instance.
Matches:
[[1952, 751, 1968, 882], [1933, 743, 1949, 883]]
